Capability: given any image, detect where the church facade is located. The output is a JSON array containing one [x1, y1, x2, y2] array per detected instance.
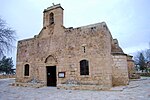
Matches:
[[16, 4, 130, 90]]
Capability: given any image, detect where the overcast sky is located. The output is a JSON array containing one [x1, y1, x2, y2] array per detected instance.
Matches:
[[0, 0, 150, 65]]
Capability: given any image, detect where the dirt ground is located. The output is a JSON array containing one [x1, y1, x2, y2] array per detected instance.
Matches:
[[0, 77, 150, 100]]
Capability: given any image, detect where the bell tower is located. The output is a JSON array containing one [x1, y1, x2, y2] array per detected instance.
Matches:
[[43, 4, 64, 28]]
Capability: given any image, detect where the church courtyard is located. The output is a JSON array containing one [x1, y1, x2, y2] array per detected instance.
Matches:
[[0, 77, 150, 100]]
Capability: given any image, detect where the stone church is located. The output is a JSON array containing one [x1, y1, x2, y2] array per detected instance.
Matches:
[[16, 4, 132, 90]]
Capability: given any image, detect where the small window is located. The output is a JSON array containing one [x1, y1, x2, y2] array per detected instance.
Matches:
[[80, 60, 89, 75], [24, 64, 29, 76], [49, 12, 54, 25]]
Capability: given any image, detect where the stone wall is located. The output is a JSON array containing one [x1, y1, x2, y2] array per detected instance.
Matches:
[[127, 55, 136, 79], [16, 38, 35, 83], [112, 53, 129, 86], [0, 75, 16, 79], [56, 22, 112, 89]]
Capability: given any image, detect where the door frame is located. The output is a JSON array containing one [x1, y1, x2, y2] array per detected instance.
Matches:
[[46, 66, 57, 86]]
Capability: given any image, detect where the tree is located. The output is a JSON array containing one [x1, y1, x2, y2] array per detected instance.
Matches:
[[134, 52, 146, 72], [134, 48, 150, 72], [0, 17, 16, 58], [0, 56, 14, 74], [138, 53, 146, 72]]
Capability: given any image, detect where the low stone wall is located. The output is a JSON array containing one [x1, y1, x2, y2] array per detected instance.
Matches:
[[129, 73, 140, 79], [138, 73, 150, 77], [0, 75, 16, 79]]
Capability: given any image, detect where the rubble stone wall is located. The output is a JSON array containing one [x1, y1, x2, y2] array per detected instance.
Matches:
[[112, 53, 129, 86], [0, 75, 16, 79]]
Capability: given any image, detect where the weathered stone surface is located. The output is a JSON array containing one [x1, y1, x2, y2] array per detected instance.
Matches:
[[16, 4, 133, 90], [0, 75, 16, 79], [127, 55, 140, 79]]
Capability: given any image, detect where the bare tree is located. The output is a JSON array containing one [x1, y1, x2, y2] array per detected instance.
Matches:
[[0, 17, 16, 58], [134, 50, 150, 72], [145, 49, 150, 61]]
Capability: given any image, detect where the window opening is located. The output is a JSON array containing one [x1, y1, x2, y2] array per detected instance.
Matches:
[[80, 60, 89, 75], [24, 64, 29, 76]]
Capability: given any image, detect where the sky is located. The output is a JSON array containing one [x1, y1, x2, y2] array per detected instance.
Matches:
[[0, 0, 150, 66]]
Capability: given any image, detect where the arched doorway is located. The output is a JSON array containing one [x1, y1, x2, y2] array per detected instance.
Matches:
[[45, 55, 57, 86]]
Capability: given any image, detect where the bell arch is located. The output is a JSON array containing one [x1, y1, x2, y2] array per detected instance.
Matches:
[[49, 12, 54, 25]]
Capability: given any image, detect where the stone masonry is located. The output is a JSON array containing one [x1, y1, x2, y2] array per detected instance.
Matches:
[[16, 4, 132, 90]]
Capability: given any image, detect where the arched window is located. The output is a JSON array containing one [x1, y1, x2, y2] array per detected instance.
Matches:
[[49, 12, 54, 25], [80, 60, 89, 75], [24, 64, 29, 76]]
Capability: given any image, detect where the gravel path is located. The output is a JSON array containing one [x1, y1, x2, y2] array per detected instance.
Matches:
[[0, 77, 150, 100]]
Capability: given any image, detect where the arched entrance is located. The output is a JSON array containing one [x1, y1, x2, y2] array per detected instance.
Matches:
[[45, 55, 57, 86]]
